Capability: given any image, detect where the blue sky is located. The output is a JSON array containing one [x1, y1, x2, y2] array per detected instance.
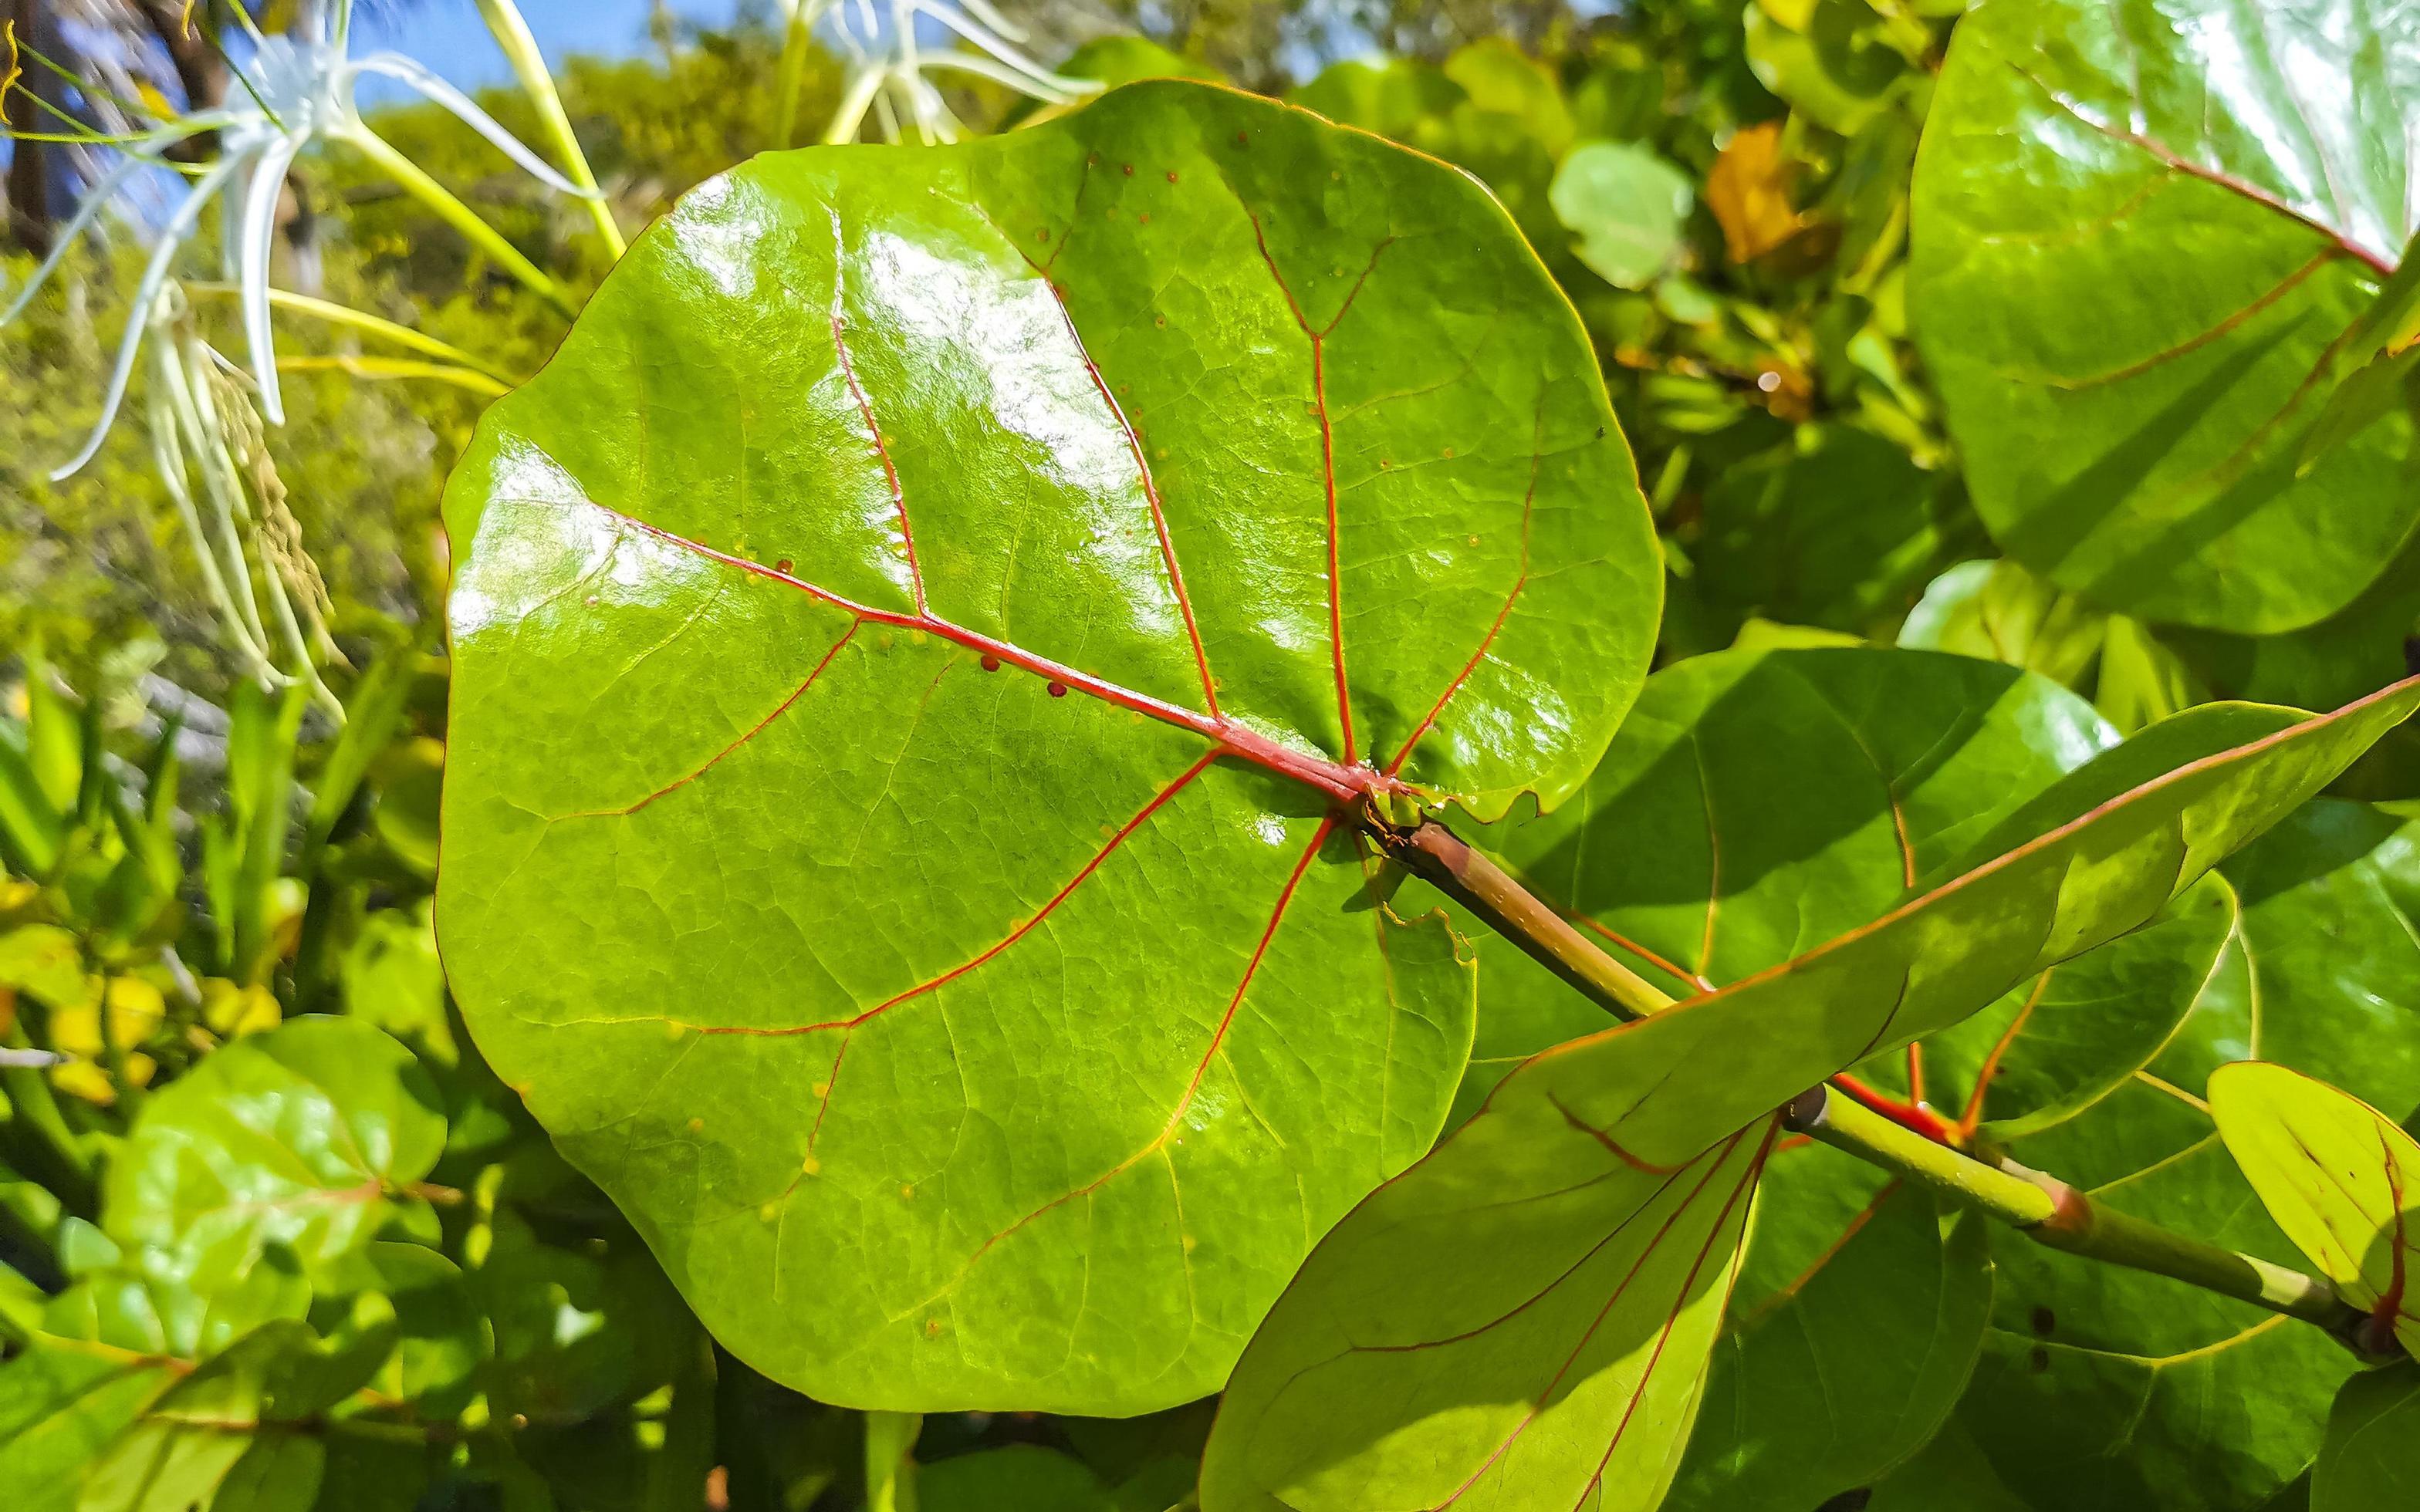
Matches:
[[346, 0, 746, 100]]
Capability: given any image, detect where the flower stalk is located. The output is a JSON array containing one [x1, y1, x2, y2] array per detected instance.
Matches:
[[472, 0, 626, 256]]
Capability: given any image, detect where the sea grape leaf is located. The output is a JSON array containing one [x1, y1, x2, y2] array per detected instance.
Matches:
[[1945, 799, 2420, 1511], [103, 1017, 445, 1295], [1203, 674, 2420, 1511], [1484, 646, 2117, 1005], [1883, 873, 2238, 1142], [1198, 1088, 1772, 1512], [1911, 0, 2419, 633], [1550, 141, 1693, 290], [1695, 426, 1986, 640], [1898, 559, 2108, 690], [2211, 1062, 2420, 1358], [2313, 1362, 2420, 1512], [438, 79, 1659, 1413], [1665, 876, 2231, 1510], [1661, 1156, 1992, 1512]]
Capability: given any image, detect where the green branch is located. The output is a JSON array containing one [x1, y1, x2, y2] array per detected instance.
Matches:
[[1369, 809, 2386, 1355]]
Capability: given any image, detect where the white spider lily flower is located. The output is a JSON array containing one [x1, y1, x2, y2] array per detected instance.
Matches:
[[793, 0, 1097, 144], [143, 282, 343, 714], [2, 3, 597, 479]]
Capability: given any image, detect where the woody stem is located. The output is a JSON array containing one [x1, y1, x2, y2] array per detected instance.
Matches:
[[1364, 810, 2385, 1354]]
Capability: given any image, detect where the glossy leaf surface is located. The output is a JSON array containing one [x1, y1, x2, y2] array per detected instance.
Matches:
[[104, 1016, 445, 1295], [1207, 666, 2419, 1511], [1912, 0, 2418, 632], [2212, 1062, 2420, 1358], [438, 79, 1660, 1412]]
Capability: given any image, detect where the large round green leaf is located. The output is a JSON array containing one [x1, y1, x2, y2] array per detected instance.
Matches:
[[1912, 0, 2418, 632], [438, 79, 1660, 1413], [1663, 1155, 1992, 1512]]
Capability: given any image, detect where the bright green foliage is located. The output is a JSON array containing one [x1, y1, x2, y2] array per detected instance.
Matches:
[[1912, 0, 2418, 633], [2314, 1363, 2420, 1511], [1551, 141, 1695, 289], [1661, 1158, 1991, 1512], [105, 1017, 445, 1298], [1404, 646, 2263, 1510], [1881, 799, 2420, 1510], [438, 79, 1660, 1413], [1204, 664, 2419, 1511], [2212, 1063, 2420, 1359], [1742, 0, 1926, 137], [11, 6, 2420, 1507]]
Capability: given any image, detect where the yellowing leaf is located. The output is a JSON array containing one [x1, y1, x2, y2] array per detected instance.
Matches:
[[2211, 1062, 2420, 1358], [48, 976, 165, 1060], [49, 1053, 154, 1105], [1706, 123, 1809, 264], [203, 980, 282, 1039]]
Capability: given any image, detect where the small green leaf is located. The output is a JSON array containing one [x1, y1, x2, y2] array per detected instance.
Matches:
[[1898, 559, 2106, 689], [2212, 1062, 2420, 1358], [104, 1016, 446, 1294], [1743, 0, 1915, 136], [1551, 141, 1693, 290], [2314, 1362, 2420, 1512]]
